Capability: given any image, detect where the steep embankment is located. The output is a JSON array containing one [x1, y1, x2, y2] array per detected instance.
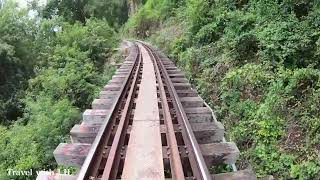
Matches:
[[125, 0, 320, 179]]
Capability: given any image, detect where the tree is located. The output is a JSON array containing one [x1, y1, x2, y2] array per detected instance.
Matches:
[[0, 2, 37, 125], [43, 0, 129, 27], [43, 0, 88, 24], [0, 3, 120, 179]]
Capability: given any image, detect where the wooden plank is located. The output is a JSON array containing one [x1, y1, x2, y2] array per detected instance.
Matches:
[[212, 169, 257, 180], [103, 84, 121, 91], [200, 142, 240, 165], [115, 71, 128, 75], [161, 142, 239, 166], [167, 70, 182, 74], [180, 96, 204, 107], [70, 124, 100, 143], [176, 89, 197, 97], [191, 121, 225, 143], [82, 109, 109, 125], [165, 67, 178, 70], [109, 79, 124, 84], [122, 44, 165, 180], [99, 91, 118, 99], [173, 83, 191, 90], [53, 143, 91, 167], [92, 99, 114, 109], [163, 169, 257, 180], [112, 76, 126, 80], [117, 68, 130, 72], [169, 73, 185, 78], [171, 78, 188, 83], [184, 107, 213, 123]]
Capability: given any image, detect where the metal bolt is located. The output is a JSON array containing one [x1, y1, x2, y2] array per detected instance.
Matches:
[[103, 151, 106, 155], [104, 146, 108, 149], [186, 151, 189, 154]]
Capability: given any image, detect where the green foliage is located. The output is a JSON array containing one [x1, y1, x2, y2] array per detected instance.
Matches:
[[43, 0, 88, 24], [29, 18, 118, 109], [290, 161, 320, 180], [143, 0, 320, 178], [124, 0, 183, 37], [0, 2, 37, 124], [0, 2, 119, 179], [220, 62, 320, 179], [249, 144, 295, 178], [43, 0, 128, 27], [85, 0, 128, 27], [29, 47, 99, 109], [222, 64, 273, 104], [0, 96, 79, 179]]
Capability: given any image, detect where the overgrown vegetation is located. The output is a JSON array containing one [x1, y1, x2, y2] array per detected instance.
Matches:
[[2, 0, 320, 179], [125, 0, 320, 179], [0, 1, 118, 179]]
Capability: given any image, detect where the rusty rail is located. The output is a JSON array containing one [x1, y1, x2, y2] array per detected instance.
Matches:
[[77, 44, 142, 180], [145, 44, 186, 179], [142, 42, 212, 180], [101, 46, 141, 179]]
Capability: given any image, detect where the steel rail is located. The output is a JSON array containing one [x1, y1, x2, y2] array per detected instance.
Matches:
[[143, 44, 185, 179], [141, 42, 212, 180], [77, 45, 141, 180], [101, 45, 142, 179]]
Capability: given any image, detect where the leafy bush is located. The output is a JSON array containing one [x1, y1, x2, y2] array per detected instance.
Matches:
[[290, 161, 320, 180], [0, 96, 79, 180], [124, 0, 183, 37], [0, 4, 119, 179], [29, 18, 118, 109], [143, 0, 320, 178]]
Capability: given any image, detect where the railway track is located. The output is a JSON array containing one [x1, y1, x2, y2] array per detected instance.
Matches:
[[37, 41, 257, 180]]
